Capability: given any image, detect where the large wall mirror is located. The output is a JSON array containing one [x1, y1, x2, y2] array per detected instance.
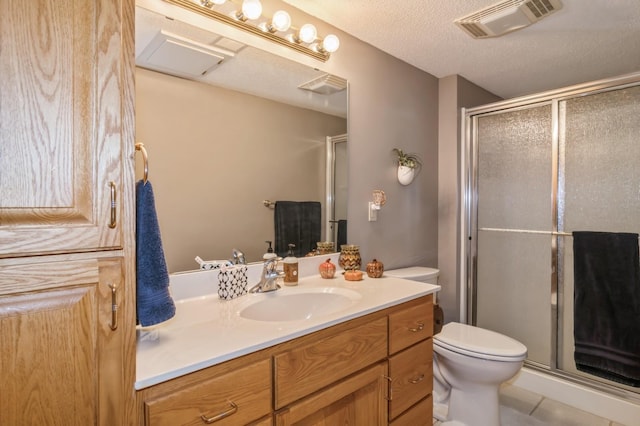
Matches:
[[135, 2, 348, 272]]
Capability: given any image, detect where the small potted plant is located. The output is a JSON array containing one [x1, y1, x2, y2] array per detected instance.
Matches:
[[392, 148, 422, 185]]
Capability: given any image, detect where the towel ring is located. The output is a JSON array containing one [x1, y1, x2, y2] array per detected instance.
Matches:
[[135, 142, 148, 184]]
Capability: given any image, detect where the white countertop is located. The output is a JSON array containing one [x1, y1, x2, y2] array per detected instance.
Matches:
[[135, 259, 440, 390]]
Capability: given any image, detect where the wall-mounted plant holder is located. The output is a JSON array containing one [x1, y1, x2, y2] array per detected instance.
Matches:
[[393, 148, 422, 186]]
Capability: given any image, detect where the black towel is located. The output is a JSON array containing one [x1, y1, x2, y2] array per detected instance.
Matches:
[[337, 219, 347, 248], [274, 201, 321, 257], [136, 180, 176, 327], [573, 231, 640, 387]]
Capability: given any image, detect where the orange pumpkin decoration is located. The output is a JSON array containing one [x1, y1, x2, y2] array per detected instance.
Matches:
[[319, 259, 336, 279], [366, 259, 384, 278]]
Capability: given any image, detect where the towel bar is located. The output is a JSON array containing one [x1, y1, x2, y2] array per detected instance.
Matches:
[[135, 142, 149, 184]]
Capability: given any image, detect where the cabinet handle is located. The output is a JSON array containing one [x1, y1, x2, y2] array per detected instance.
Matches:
[[109, 283, 118, 331], [408, 322, 424, 332], [109, 181, 117, 228], [200, 401, 238, 424], [409, 374, 425, 384], [383, 375, 393, 401]]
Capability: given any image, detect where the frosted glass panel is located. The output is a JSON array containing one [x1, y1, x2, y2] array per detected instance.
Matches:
[[477, 105, 552, 230], [561, 86, 640, 232], [476, 231, 551, 365]]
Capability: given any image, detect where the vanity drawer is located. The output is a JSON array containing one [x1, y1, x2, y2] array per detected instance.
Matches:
[[389, 295, 433, 354], [274, 317, 388, 408], [388, 339, 433, 420], [144, 359, 271, 426], [389, 394, 433, 426]]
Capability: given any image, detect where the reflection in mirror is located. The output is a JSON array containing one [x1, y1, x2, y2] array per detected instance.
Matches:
[[325, 134, 348, 246], [135, 4, 348, 272]]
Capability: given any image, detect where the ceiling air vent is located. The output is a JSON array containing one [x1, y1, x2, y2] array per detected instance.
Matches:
[[298, 74, 347, 95], [136, 30, 235, 79], [455, 0, 563, 39]]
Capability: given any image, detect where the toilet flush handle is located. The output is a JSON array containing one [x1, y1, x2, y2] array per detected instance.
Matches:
[[408, 321, 424, 332]]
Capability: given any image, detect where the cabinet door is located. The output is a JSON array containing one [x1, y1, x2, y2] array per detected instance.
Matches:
[[274, 362, 388, 425], [0, 257, 125, 425], [0, 0, 124, 257]]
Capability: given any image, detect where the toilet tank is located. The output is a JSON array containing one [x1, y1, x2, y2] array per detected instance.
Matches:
[[385, 267, 439, 284]]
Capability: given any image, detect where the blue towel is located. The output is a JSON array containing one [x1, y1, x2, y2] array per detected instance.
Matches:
[[573, 231, 640, 387], [136, 180, 175, 327]]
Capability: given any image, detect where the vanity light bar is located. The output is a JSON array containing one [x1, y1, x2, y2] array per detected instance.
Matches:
[[163, 0, 336, 62]]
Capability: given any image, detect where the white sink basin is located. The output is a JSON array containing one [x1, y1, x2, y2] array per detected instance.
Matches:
[[239, 288, 361, 322]]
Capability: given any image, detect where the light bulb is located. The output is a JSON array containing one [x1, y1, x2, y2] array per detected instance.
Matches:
[[241, 0, 262, 20], [271, 10, 291, 32], [212, 0, 226, 4], [322, 34, 340, 53], [298, 23, 317, 43]]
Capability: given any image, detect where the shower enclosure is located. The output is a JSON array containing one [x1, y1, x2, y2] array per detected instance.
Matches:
[[462, 72, 640, 400]]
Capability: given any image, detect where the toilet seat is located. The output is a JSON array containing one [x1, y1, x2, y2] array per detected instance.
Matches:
[[434, 322, 527, 362]]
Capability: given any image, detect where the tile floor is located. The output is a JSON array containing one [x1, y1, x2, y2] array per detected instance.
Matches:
[[433, 384, 632, 426]]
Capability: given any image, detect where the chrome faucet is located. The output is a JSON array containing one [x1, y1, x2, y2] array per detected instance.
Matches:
[[249, 257, 284, 293], [231, 248, 246, 265]]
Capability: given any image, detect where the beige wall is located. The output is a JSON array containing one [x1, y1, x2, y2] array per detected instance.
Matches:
[[136, 67, 346, 272], [438, 75, 501, 323]]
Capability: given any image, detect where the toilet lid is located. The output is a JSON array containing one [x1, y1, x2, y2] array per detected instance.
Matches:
[[434, 322, 527, 361]]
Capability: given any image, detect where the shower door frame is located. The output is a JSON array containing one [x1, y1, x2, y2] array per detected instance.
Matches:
[[461, 71, 640, 399]]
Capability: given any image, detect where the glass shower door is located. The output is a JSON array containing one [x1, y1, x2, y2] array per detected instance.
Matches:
[[474, 104, 553, 367], [558, 85, 640, 386]]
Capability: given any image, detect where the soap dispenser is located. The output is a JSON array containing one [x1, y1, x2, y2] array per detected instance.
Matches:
[[283, 244, 298, 286], [263, 240, 276, 260]]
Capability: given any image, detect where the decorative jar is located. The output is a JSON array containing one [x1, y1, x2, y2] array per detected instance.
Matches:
[[366, 259, 384, 278], [339, 245, 361, 271], [318, 259, 336, 279]]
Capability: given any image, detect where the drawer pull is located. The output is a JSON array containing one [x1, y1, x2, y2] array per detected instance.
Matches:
[[109, 283, 118, 331], [109, 181, 117, 228], [383, 375, 393, 401], [409, 374, 425, 384], [408, 322, 424, 332], [200, 401, 238, 424]]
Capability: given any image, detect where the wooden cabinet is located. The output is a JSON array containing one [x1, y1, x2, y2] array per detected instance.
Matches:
[[0, 0, 136, 424], [0, 257, 130, 425], [0, 0, 130, 257], [275, 362, 388, 425], [138, 295, 435, 426]]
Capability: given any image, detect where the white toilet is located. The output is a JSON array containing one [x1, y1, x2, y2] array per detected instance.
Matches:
[[385, 267, 528, 426]]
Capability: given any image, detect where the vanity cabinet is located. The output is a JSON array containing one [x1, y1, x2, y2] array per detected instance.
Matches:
[[137, 294, 435, 426], [0, 0, 136, 424]]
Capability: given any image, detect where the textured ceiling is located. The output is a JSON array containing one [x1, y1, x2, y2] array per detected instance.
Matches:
[[283, 0, 640, 99]]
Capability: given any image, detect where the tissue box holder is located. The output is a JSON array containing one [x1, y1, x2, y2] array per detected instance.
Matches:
[[217, 265, 248, 300]]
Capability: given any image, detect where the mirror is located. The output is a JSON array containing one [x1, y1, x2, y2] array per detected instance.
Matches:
[[135, 3, 348, 272]]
